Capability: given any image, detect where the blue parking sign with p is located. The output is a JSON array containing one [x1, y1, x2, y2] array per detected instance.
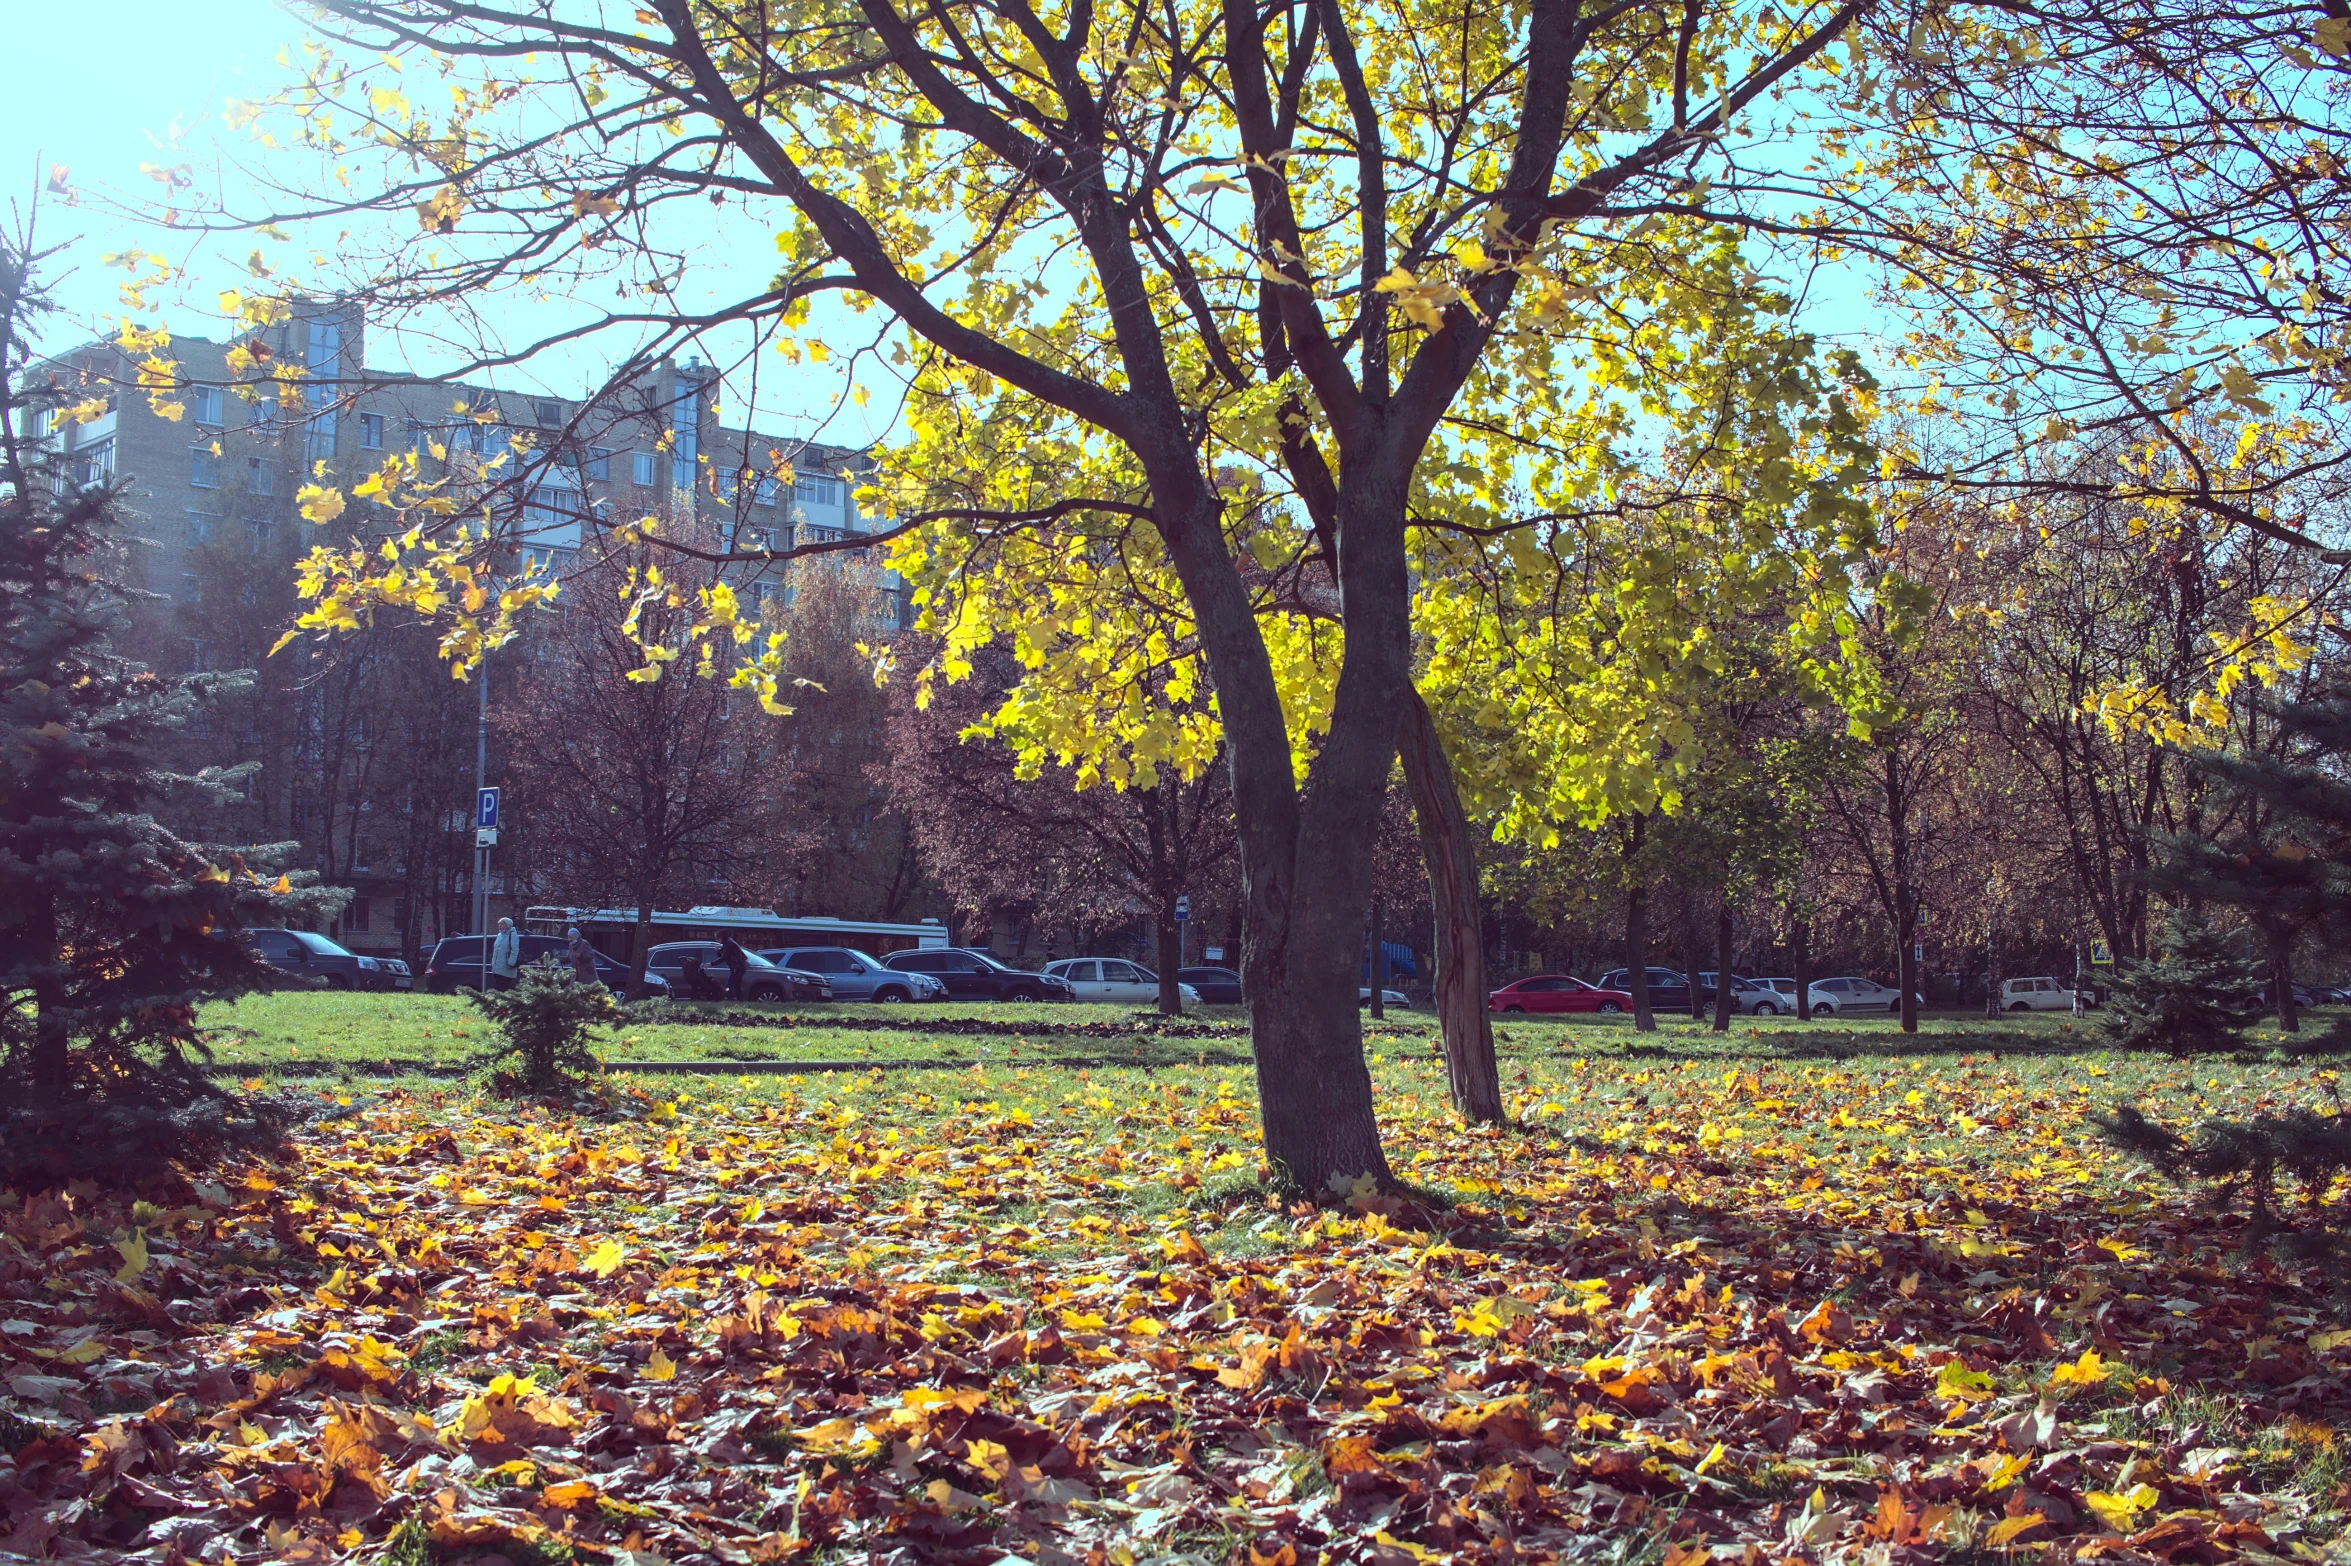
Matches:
[[478, 787, 500, 830]]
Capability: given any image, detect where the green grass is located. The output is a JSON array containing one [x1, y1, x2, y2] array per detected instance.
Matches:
[[197, 987, 2342, 1079]]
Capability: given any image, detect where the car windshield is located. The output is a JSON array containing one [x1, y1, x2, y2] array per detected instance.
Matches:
[[968, 952, 1021, 972], [294, 932, 354, 958], [839, 950, 885, 972]]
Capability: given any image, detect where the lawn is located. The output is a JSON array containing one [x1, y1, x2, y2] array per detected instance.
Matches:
[[11, 995, 2351, 1563]]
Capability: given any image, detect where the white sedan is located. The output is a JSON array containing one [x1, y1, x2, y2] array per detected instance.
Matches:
[[1758, 978, 1841, 1013], [1044, 958, 1202, 1007], [1811, 976, 1925, 1014]]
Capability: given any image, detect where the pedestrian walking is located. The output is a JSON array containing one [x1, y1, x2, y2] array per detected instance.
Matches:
[[487, 917, 522, 991], [718, 933, 749, 1001], [567, 926, 600, 986]]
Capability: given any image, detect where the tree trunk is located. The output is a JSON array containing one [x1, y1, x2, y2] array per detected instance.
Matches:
[[1241, 881, 1393, 1195], [1683, 903, 1706, 1020], [1367, 899, 1384, 1020], [628, 895, 655, 1000], [1397, 691, 1502, 1123], [1792, 914, 1812, 1022], [1156, 911, 1183, 1015], [1625, 817, 1654, 1033], [2273, 937, 2300, 1033], [1712, 902, 1735, 1033], [1897, 896, 1919, 1033]]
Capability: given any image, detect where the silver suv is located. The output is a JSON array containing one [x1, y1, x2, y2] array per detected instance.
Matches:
[[759, 947, 943, 1002]]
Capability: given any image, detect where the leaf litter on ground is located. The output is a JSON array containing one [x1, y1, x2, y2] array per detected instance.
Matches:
[[7, 1040, 2351, 1564]]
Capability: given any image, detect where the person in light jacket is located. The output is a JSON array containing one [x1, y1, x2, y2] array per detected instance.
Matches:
[[487, 917, 522, 991]]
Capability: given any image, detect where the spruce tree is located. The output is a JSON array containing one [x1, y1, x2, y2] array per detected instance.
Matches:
[[2100, 906, 2267, 1054], [2145, 652, 2351, 1031], [0, 233, 328, 1184]]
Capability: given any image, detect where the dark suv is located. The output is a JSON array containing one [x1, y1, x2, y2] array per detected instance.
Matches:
[[645, 942, 828, 1002], [245, 928, 407, 991], [423, 934, 672, 997], [881, 947, 1074, 1002], [1595, 967, 1695, 1012]]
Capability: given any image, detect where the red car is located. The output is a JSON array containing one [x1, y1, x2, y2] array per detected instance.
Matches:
[[1488, 975, 1633, 1014]]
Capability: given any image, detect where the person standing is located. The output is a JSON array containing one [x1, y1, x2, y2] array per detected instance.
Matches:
[[567, 926, 600, 986], [488, 916, 523, 991], [718, 933, 750, 1002]]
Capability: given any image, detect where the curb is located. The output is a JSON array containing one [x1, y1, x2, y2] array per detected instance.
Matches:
[[203, 1053, 1255, 1078]]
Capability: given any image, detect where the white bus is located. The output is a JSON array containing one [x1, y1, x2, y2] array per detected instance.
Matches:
[[522, 905, 951, 962]]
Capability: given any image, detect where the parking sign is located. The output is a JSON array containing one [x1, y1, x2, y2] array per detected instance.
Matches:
[[1174, 894, 1190, 923], [478, 787, 501, 831]]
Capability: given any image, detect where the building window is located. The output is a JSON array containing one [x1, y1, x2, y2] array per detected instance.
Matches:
[[191, 447, 220, 487], [536, 400, 561, 427], [587, 446, 610, 481], [247, 516, 275, 549], [187, 511, 219, 544], [72, 438, 115, 488], [359, 412, 384, 449], [348, 895, 371, 928], [306, 415, 337, 465], [632, 450, 656, 485], [755, 475, 779, 505], [306, 319, 342, 389], [247, 456, 275, 495], [179, 573, 200, 602], [794, 472, 839, 507], [670, 376, 698, 491], [191, 386, 223, 425]]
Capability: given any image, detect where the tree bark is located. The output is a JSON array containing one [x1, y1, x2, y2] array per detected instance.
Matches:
[[1897, 896, 1920, 1033], [2273, 937, 2300, 1033], [1397, 691, 1502, 1123], [1156, 910, 1183, 1015], [1792, 914, 1812, 1022], [1625, 816, 1654, 1033], [628, 894, 655, 1000], [1712, 902, 1735, 1032]]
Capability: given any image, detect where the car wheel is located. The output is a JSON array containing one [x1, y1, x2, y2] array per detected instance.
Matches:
[[2007, 1001, 2031, 1012], [1504, 1004, 1526, 1013], [874, 985, 910, 1003], [1007, 986, 1041, 1003], [1596, 1001, 1623, 1014], [748, 983, 783, 1003], [1754, 1001, 1778, 1016], [326, 974, 352, 991]]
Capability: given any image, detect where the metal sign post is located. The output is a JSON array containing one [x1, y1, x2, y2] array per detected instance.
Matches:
[[1174, 893, 1189, 967], [474, 786, 501, 936]]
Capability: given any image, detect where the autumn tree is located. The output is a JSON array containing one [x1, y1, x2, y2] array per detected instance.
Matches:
[[888, 643, 1238, 1013], [498, 530, 780, 993], [141, 0, 1889, 1190]]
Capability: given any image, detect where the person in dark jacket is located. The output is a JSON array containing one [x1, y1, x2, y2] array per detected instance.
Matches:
[[567, 927, 600, 985], [718, 934, 750, 1001]]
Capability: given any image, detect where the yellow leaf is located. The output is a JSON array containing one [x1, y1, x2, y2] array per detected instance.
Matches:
[[1986, 1513, 2048, 1546], [269, 630, 301, 657], [642, 1346, 677, 1381], [297, 484, 346, 525], [964, 1436, 1012, 1480], [2083, 1484, 2157, 1534], [2050, 1349, 2109, 1388], [582, 1239, 626, 1277], [114, 1233, 149, 1283]]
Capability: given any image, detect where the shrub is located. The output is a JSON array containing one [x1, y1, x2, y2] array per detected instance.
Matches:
[[2095, 1098, 2351, 1269], [2099, 906, 2266, 1054], [466, 960, 619, 1095]]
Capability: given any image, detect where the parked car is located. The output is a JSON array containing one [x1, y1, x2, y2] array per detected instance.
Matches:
[[647, 942, 827, 1002], [758, 946, 942, 1002], [1596, 968, 1695, 1012], [1487, 974, 1632, 1014], [245, 928, 407, 991], [1177, 966, 1244, 1004], [2266, 982, 2329, 1011], [1044, 958, 1203, 1007], [883, 947, 1075, 1002], [1360, 985, 1410, 1009], [1757, 978, 1841, 1013], [1696, 972, 1787, 1015], [1808, 976, 1925, 1014], [424, 934, 673, 997], [1999, 975, 2090, 1012]]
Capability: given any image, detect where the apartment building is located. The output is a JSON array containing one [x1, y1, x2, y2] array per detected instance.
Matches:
[[35, 300, 906, 961]]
